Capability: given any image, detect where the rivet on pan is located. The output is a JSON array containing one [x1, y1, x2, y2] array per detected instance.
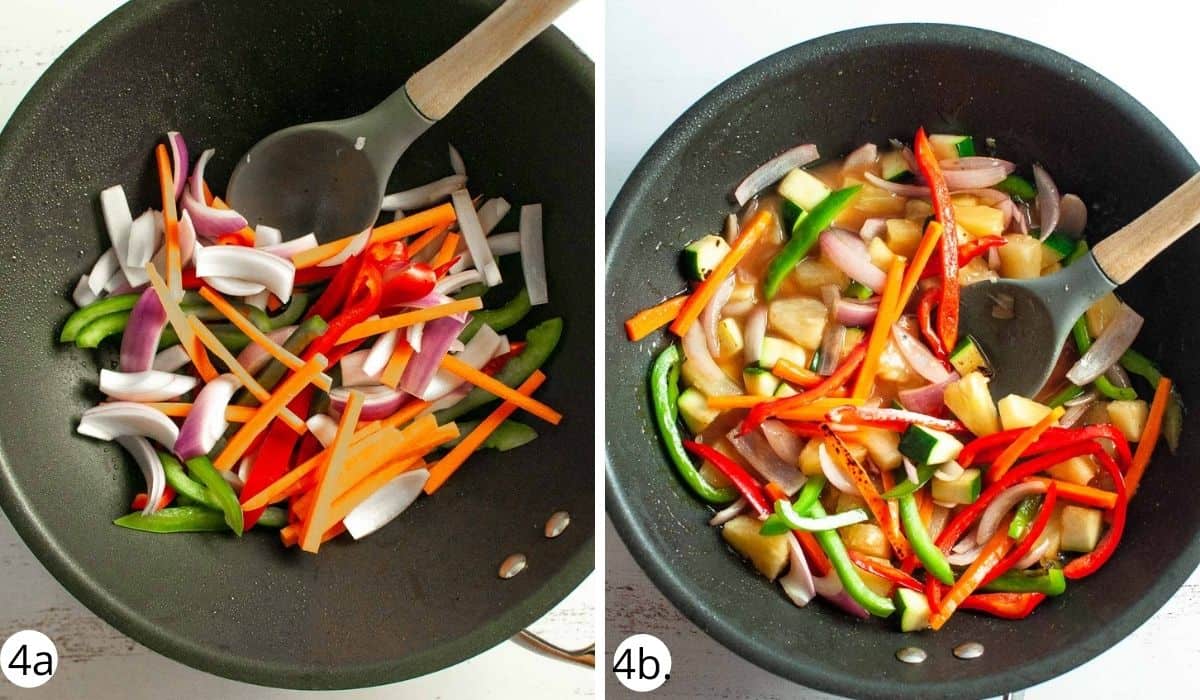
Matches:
[[499, 553, 527, 579], [544, 510, 571, 538], [896, 646, 927, 664], [953, 641, 985, 660]]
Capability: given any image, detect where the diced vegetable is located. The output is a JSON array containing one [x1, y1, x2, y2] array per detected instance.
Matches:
[[682, 235, 731, 281], [1106, 400, 1149, 442], [944, 371, 1001, 436], [931, 467, 982, 505], [982, 568, 1067, 596], [792, 258, 849, 293], [677, 387, 720, 434], [768, 297, 828, 350], [996, 174, 1036, 201], [928, 134, 975, 160], [841, 522, 891, 559], [884, 218, 922, 257], [880, 150, 911, 181], [799, 438, 822, 476], [867, 237, 895, 270], [717, 318, 745, 357], [1060, 505, 1103, 553], [1041, 231, 1076, 265], [1047, 455, 1098, 486], [759, 336, 807, 370], [997, 233, 1042, 278], [778, 168, 832, 212], [898, 425, 964, 466], [858, 428, 902, 470], [895, 587, 931, 631], [773, 382, 798, 398], [1085, 292, 1122, 337], [998, 395, 1054, 431], [742, 365, 780, 397], [953, 205, 1005, 238], [836, 491, 869, 516], [722, 515, 789, 580], [948, 335, 989, 376]]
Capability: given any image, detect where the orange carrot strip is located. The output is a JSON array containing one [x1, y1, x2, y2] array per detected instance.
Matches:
[[670, 211, 772, 336], [772, 359, 822, 388], [852, 257, 905, 399], [895, 221, 943, 314], [338, 297, 483, 343], [930, 524, 1013, 630], [280, 522, 343, 548], [155, 144, 182, 299], [145, 262, 218, 381], [197, 287, 332, 391], [1126, 376, 1172, 498], [1024, 477, 1118, 509], [439, 354, 561, 424], [624, 295, 687, 342], [986, 407, 1064, 482], [917, 486, 934, 531], [425, 371, 546, 494], [292, 203, 457, 269], [186, 315, 306, 432], [409, 222, 451, 256], [213, 354, 328, 471], [379, 343, 414, 389], [334, 420, 452, 492], [822, 425, 910, 560], [325, 456, 430, 526], [429, 231, 460, 269], [300, 390, 363, 552], [147, 402, 257, 423], [706, 395, 769, 410]]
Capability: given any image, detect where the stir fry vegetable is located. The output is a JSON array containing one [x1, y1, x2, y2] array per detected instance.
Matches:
[[625, 127, 1182, 631]]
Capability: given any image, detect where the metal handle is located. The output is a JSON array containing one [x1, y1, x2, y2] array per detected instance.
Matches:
[[514, 629, 595, 668]]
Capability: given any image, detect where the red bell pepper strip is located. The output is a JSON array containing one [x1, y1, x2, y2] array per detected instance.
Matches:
[[1062, 449, 1127, 580], [919, 236, 1007, 279], [305, 265, 383, 361], [381, 262, 437, 308], [914, 127, 959, 352], [959, 592, 1047, 619], [307, 253, 364, 322], [293, 264, 340, 287], [980, 482, 1059, 586], [240, 387, 314, 529], [740, 342, 867, 434], [958, 424, 1133, 471], [682, 440, 770, 515], [916, 284, 947, 358], [925, 572, 943, 615], [131, 486, 176, 512], [847, 549, 922, 591]]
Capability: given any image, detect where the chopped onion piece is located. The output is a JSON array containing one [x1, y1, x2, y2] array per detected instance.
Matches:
[[401, 314, 468, 396], [77, 402, 179, 448], [701, 275, 735, 357], [709, 498, 747, 526], [813, 570, 869, 619], [344, 469, 431, 539], [941, 156, 1016, 173], [117, 435, 167, 515], [100, 185, 137, 285], [254, 224, 282, 248], [1067, 303, 1143, 385], [818, 443, 858, 495], [452, 189, 501, 286], [306, 413, 338, 448], [727, 427, 804, 495], [88, 248, 120, 296], [864, 171, 929, 198], [761, 420, 804, 466], [903, 457, 919, 484], [835, 298, 878, 326], [724, 214, 738, 243], [258, 233, 318, 260], [380, 175, 467, 211], [99, 369, 198, 402], [1016, 538, 1051, 570], [340, 349, 381, 387], [734, 143, 819, 205], [977, 481, 1047, 545], [942, 166, 1008, 190], [892, 323, 953, 383], [1032, 163, 1060, 240], [125, 209, 162, 274], [233, 325, 295, 375], [858, 217, 887, 242], [330, 384, 410, 421], [448, 143, 466, 176], [477, 197, 511, 235], [166, 131, 189, 201], [842, 142, 877, 171], [152, 345, 192, 373], [681, 323, 740, 396], [183, 150, 247, 237], [318, 228, 370, 267], [779, 536, 816, 607], [947, 544, 983, 566], [519, 204, 547, 305], [434, 269, 483, 296], [743, 307, 768, 364], [175, 374, 239, 460], [449, 232, 521, 273], [119, 288, 168, 372], [205, 276, 267, 297], [363, 328, 398, 376], [1058, 194, 1087, 237], [73, 275, 97, 307], [194, 245, 294, 302], [820, 229, 886, 292]]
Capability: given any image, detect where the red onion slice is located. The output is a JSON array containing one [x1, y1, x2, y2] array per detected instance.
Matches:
[[152, 345, 191, 373], [344, 468, 430, 539], [435, 270, 483, 296], [947, 544, 984, 566], [340, 349, 381, 387], [1032, 164, 1060, 239], [977, 481, 1048, 545], [401, 314, 468, 397], [452, 189, 501, 287], [903, 456, 919, 484], [743, 307, 768, 364], [818, 443, 858, 495], [306, 413, 338, 448], [194, 245, 294, 302], [175, 374, 239, 460], [88, 248, 120, 296], [761, 419, 803, 465], [813, 570, 870, 619], [519, 203, 548, 305], [858, 217, 887, 242], [733, 143, 820, 206], [78, 402, 179, 448], [834, 298, 879, 327], [864, 171, 929, 198], [941, 157, 1016, 173], [183, 151, 247, 238], [478, 197, 511, 236], [1016, 537, 1051, 570], [709, 498, 747, 526], [117, 435, 167, 515], [941, 166, 1008, 190], [1067, 303, 1143, 385], [421, 324, 502, 401], [1057, 194, 1087, 237], [234, 325, 295, 375], [842, 143, 878, 172], [702, 275, 735, 357], [99, 369, 197, 402], [259, 233, 318, 260], [892, 323, 953, 383], [166, 131, 189, 202], [780, 536, 816, 607], [829, 405, 960, 432], [820, 230, 887, 292], [957, 188, 1011, 206], [363, 329, 399, 377], [682, 323, 740, 396], [331, 385, 411, 421], [726, 427, 805, 495], [449, 143, 466, 176], [1060, 391, 1098, 428], [380, 175, 467, 211], [119, 289, 168, 372]]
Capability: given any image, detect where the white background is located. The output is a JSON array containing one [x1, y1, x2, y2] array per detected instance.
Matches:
[[0, 1, 599, 699], [606, 1, 1200, 698]]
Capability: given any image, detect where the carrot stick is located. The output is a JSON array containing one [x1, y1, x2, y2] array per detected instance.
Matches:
[[852, 257, 905, 399], [439, 355, 561, 424], [379, 343, 414, 389], [145, 262, 218, 381], [821, 425, 910, 560], [930, 524, 1013, 630], [1126, 376, 1172, 498], [772, 359, 822, 388], [706, 395, 769, 410], [895, 221, 943, 314], [280, 522, 344, 548], [337, 297, 483, 343], [186, 315, 306, 432], [213, 354, 328, 471], [409, 222, 451, 256], [917, 486, 934, 531], [625, 295, 687, 342], [147, 402, 258, 422], [292, 203, 457, 269], [429, 231, 460, 269], [724, 395, 867, 412], [326, 457, 428, 526], [425, 371, 547, 494], [334, 421, 454, 492], [986, 407, 1064, 482], [197, 287, 333, 391], [1024, 477, 1118, 509], [154, 144, 182, 299], [670, 211, 773, 337], [300, 390, 363, 552]]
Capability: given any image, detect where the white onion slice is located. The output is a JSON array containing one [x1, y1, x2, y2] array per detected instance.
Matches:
[[1032, 163, 1060, 239], [453, 189, 501, 287], [73, 275, 97, 307], [478, 197, 511, 235], [709, 498, 747, 526], [344, 469, 430, 539], [761, 420, 804, 466], [947, 544, 984, 566], [1067, 303, 1143, 386], [380, 175, 467, 211], [99, 369, 198, 402], [194, 245, 294, 302], [977, 481, 1047, 545], [152, 345, 192, 373], [100, 185, 137, 285], [125, 209, 162, 277], [363, 328, 398, 376], [449, 232, 521, 273], [420, 324, 502, 401], [734, 143, 820, 205], [306, 413, 338, 448], [929, 505, 950, 541], [434, 269, 483, 296], [842, 143, 877, 172], [244, 290, 269, 310], [818, 443, 858, 495], [892, 323, 953, 383], [701, 275, 734, 358], [1016, 538, 1051, 570], [1057, 194, 1087, 237], [78, 402, 179, 448], [205, 276, 267, 297], [340, 349, 381, 387], [727, 428, 804, 495], [681, 323, 740, 396], [259, 233, 318, 260], [858, 217, 887, 242], [448, 143, 466, 176], [942, 166, 1008, 190], [903, 457, 919, 484], [175, 374, 239, 460], [743, 307, 767, 364], [254, 224, 282, 248], [864, 171, 929, 198], [117, 435, 167, 515], [234, 325, 295, 375], [88, 248, 120, 296], [519, 203, 547, 305], [318, 228, 370, 268], [779, 536, 816, 607], [942, 157, 1016, 173]]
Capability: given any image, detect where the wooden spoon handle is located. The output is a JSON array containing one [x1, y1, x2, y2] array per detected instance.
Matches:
[[405, 0, 577, 121], [1092, 171, 1200, 284]]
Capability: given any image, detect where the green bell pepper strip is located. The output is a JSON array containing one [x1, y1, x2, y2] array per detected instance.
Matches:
[[114, 506, 285, 533], [234, 315, 328, 406], [808, 502, 895, 617], [453, 282, 489, 300], [880, 463, 938, 499], [265, 291, 310, 330], [760, 475, 826, 535], [763, 185, 863, 300], [645, 344, 737, 505], [159, 452, 221, 511], [1119, 348, 1185, 453], [996, 174, 1037, 201], [1064, 239, 1090, 266], [899, 494, 954, 585], [443, 419, 538, 452], [460, 288, 532, 343], [175, 493, 203, 508], [74, 311, 133, 348], [845, 281, 873, 301], [1008, 494, 1043, 539], [184, 456, 244, 536], [435, 317, 563, 423], [60, 293, 139, 342], [1071, 317, 1138, 400], [1046, 383, 1085, 409], [980, 567, 1066, 596], [160, 323, 251, 352]]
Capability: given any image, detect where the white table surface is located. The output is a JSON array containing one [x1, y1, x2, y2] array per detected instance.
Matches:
[[605, 1, 1200, 698], [0, 1, 599, 699]]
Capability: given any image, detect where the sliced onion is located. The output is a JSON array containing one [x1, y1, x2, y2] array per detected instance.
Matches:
[[947, 544, 983, 566], [1067, 303, 1143, 385], [733, 143, 820, 206], [1016, 537, 1051, 570], [903, 457, 919, 484], [401, 314, 468, 397], [318, 228, 370, 268], [77, 402, 179, 448], [452, 189, 501, 286], [1012, 201, 1031, 235], [864, 171, 929, 198], [104, 269, 131, 294], [125, 209, 162, 276], [1061, 391, 1098, 428], [834, 298, 878, 327], [450, 232, 521, 273], [435, 269, 483, 296], [205, 275, 266, 297], [743, 307, 768, 364], [234, 325, 295, 375], [330, 385, 410, 421], [420, 324, 502, 401], [702, 275, 735, 357], [941, 166, 1008, 190], [724, 213, 738, 243], [813, 570, 869, 619], [72, 275, 97, 307], [363, 329, 398, 377], [88, 248, 120, 296], [779, 536, 816, 607], [340, 349, 380, 387], [934, 459, 965, 482], [117, 435, 167, 515], [726, 427, 804, 495], [259, 233, 318, 260], [407, 321, 425, 354], [152, 345, 191, 373], [817, 322, 845, 376], [448, 143, 466, 176], [194, 245, 294, 302], [478, 197, 511, 236], [929, 505, 950, 541], [307, 413, 338, 448], [941, 156, 1015, 173], [1032, 163, 1060, 239], [1105, 364, 1133, 389], [829, 405, 960, 432], [682, 323, 740, 396], [119, 289, 168, 372], [166, 131, 189, 202], [892, 323, 953, 383], [100, 185, 137, 283], [1058, 194, 1087, 237], [858, 217, 887, 242], [175, 374, 239, 460], [183, 151, 247, 238], [957, 188, 1011, 205], [426, 384, 471, 413], [820, 229, 886, 292], [842, 143, 877, 171], [977, 481, 1048, 545], [380, 175, 467, 211], [709, 498, 747, 526], [344, 469, 430, 539], [254, 224, 282, 248], [99, 369, 197, 402], [221, 469, 244, 493], [761, 420, 803, 465], [818, 443, 858, 495], [519, 203, 547, 305]]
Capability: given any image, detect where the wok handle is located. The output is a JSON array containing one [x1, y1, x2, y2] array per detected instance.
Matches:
[[1092, 171, 1200, 284], [405, 0, 577, 121]]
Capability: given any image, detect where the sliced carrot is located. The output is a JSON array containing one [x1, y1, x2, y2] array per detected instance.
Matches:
[[852, 257, 905, 400], [378, 398, 431, 431], [930, 524, 1013, 630], [409, 222, 451, 256], [917, 486, 934, 531], [1024, 477, 1117, 509], [280, 522, 343, 548], [986, 407, 1065, 482], [145, 262, 218, 381], [770, 396, 865, 420], [822, 425, 910, 560], [772, 359, 822, 388], [337, 297, 483, 343], [292, 203, 457, 269], [706, 395, 768, 410], [670, 211, 773, 337], [186, 315, 306, 432], [429, 231, 460, 269], [300, 391, 363, 552], [895, 221, 943, 314], [625, 295, 687, 342], [439, 355, 560, 424], [379, 343, 414, 389], [334, 419, 452, 492], [197, 287, 332, 391], [147, 402, 257, 422], [1126, 376, 1171, 498], [154, 144, 182, 299], [213, 354, 328, 471], [426, 371, 547, 494], [201, 180, 214, 206], [326, 457, 429, 527]]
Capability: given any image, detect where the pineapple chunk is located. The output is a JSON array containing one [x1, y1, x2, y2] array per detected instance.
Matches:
[[842, 523, 891, 559], [699, 440, 738, 490], [728, 282, 758, 304], [876, 339, 915, 383], [853, 184, 908, 217], [944, 371, 1001, 436], [998, 395, 1054, 430], [954, 204, 1006, 237], [998, 233, 1042, 279], [958, 256, 997, 286], [905, 199, 933, 221], [799, 438, 822, 476], [868, 236, 896, 270], [791, 258, 849, 294], [717, 318, 744, 358], [1048, 455, 1098, 485], [858, 428, 902, 470], [857, 557, 896, 598], [842, 327, 865, 355], [1086, 293, 1122, 337], [885, 218, 922, 257], [722, 515, 789, 580], [768, 297, 828, 350], [1060, 505, 1103, 553], [836, 491, 868, 515], [951, 194, 979, 207], [1107, 400, 1149, 442]]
